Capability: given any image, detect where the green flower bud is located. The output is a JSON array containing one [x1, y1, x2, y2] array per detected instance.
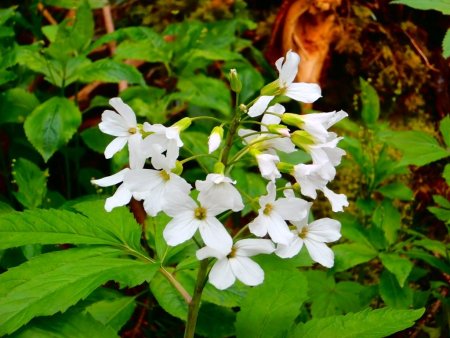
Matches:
[[291, 130, 314, 151], [172, 160, 183, 175], [229, 69, 242, 93], [172, 117, 192, 131], [260, 80, 281, 96], [276, 161, 293, 173], [281, 113, 303, 128], [213, 161, 225, 174]]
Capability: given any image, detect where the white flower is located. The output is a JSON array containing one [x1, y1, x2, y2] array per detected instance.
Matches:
[[196, 239, 275, 290], [248, 182, 309, 244], [142, 122, 183, 166], [208, 126, 223, 154], [124, 168, 191, 216], [99, 98, 146, 169], [256, 153, 281, 181], [298, 110, 348, 144], [276, 209, 341, 268], [248, 50, 322, 117], [91, 168, 132, 212], [163, 194, 232, 253], [196, 174, 244, 212]]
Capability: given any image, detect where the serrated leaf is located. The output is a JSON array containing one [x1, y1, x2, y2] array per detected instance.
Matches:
[[11, 309, 119, 338], [360, 78, 380, 126], [333, 243, 378, 272], [78, 59, 145, 85], [235, 269, 308, 338], [11, 158, 48, 209], [379, 253, 413, 287], [289, 307, 424, 338], [0, 246, 158, 335], [377, 182, 413, 200], [177, 75, 231, 116], [0, 200, 144, 254], [385, 130, 449, 166], [115, 33, 170, 63], [379, 270, 413, 308], [0, 88, 39, 124], [24, 97, 81, 162], [443, 29, 450, 57], [391, 0, 450, 15], [439, 115, 450, 147]]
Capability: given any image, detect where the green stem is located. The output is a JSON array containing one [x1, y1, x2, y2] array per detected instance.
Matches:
[[184, 259, 209, 338]]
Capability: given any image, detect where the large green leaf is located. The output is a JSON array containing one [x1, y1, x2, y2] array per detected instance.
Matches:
[[391, 0, 450, 14], [0, 201, 144, 254], [24, 97, 82, 162], [196, 302, 237, 338], [379, 270, 413, 308], [0, 246, 158, 335], [360, 78, 380, 126], [289, 307, 424, 338], [376, 182, 413, 201], [12, 309, 119, 338], [78, 59, 145, 85], [115, 32, 171, 63], [372, 200, 401, 244], [0, 88, 39, 124], [11, 158, 48, 209], [333, 243, 378, 272], [235, 269, 308, 338], [379, 253, 413, 287], [439, 115, 450, 147]]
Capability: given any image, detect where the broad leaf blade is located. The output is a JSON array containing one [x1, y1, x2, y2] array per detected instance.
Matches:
[[78, 59, 145, 85]]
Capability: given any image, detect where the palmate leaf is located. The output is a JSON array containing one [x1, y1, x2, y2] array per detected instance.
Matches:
[[290, 307, 424, 338], [0, 246, 158, 335], [0, 200, 144, 254]]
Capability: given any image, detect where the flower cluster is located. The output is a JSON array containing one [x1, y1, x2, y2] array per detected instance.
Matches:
[[93, 50, 347, 290]]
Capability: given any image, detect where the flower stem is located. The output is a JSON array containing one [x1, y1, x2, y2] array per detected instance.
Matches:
[[184, 259, 209, 338]]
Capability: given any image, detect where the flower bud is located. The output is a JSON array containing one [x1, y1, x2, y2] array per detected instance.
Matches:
[[291, 130, 315, 151], [229, 69, 242, 93], [276, 161, 294, 173], [172, 117, 192, 131], [260, 80, 280, 96], [208, 126, 224, 153], [213, 161, 225, 174], [281, 113, 303, 128], [267, 124, 290, 137], [172, 160, 183, 175]]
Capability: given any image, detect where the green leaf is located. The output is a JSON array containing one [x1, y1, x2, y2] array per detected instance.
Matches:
[[379, 270, 413, 308], [391, 0, 450, 15], [24, 97, 82, 162], [443, 164, 450, 184], [379, 253, 413, 287], [439, 115, 450, 147], [0, 69, 16, 86], [0, 88, 39, 124], [235, 269, 308, 338], [360, 78, 380, 126], [289, 307, 424, 338], [0, 246, 158, 335], [78, 59, 145, 85], [377, 182, 413, 201], [42, 0, 108, 9], [12, 309, 119, 338], [80, 127, 112, 154], [120, 86, 168, 123], [196, 302, 237, 338], [11, 158, 48, 209], [0, 201, 144, 253], [0, 201, 14, 214], [115, 33, 170, 63], [372, 200, 401, 244], [443, 29, 450, 58], [333, 243, 378, 272], [406, 249, 450, 274], [70, 2, 94, 53], [177, 75, 231, 116], [384, 130, 449, 166]]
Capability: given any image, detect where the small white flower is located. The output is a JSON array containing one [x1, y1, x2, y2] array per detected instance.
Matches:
[[196, 174, 244, 212], [256, 153, 281, 181], [208, 126, 224, 154], [276, 209, 341, 268], [163, 194, 232, 253], [248, 182, 309, 245], [298, 110, 348, 143], [91, 168, 132, 212], [142, 122, 183, 166], [248, 50, 322, 117], [196, 239, 275, 290], [99, 98, 146, 169]]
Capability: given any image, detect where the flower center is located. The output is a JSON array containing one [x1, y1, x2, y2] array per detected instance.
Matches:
[[128, 127, 137, 134], [263, 203, 273, 215], [194, 207, 207, 220], [159, 170, 170, 181], [227, 246, 237, 259], [298, 227, 308, 239]]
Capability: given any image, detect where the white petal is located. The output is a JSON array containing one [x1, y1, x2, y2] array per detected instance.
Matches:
[[104, 137, 128, 159], [196, 246, 229, 260], [230, 256, 264, 286], [209, 258, 236, 290], [256, 153, 280, 181], [286, 83, 321, 103], [235, 239, 275, 257], [279, 50, 300, 86], [91, 168, 129, 187], [123, 169, 161, 193], [199, 217, 233, 253], [322, 186, 349, 212], [163, 214, 199, 246], [197, 178, 243, 213], [109, 97, 137, 127], [128, 133, 146, 169], [266, 212, 294, 245], [266, 138, 296, 154], [259, 181, 277, 208], [275, 56, 285, 74], [163, 194, 196, 217], [307, 218, 342, 243], [104, 184, 132, 212], [266, 103, 286, 115], [304, 238, 335, 268], [99, 110, 129, 136], [248, 214, 268, 238], [208, 132, 221, 153], [261, 112, 281, 128], [273, 197, 309, 221], [275, 236, 303, 259], [248, 96, 274, 117]]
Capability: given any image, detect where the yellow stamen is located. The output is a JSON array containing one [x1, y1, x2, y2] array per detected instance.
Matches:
[[194, 207, 207, 220], [263, 203, 273, 215]]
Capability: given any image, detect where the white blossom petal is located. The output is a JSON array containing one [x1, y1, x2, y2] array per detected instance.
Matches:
[[275, 236, 303, 259], [235, 239, 275, 257], [322, 186, 349, 212], [128, 133, 146, 169], [248, 96, 274, 117], [91, 168, 130, 187], [278, 50, 300, 86], [285, 82, 322, 103], [266, 212, 294, 245], [306, 218, 341, 243], [303, 238, 335, 268], [163, 214, 199, 246], [109, 97, 137, 126], [230, 256, 265, 286], [199, 217, 233, 253], [273, 197, 309, 221], [248, 214, 269, 238], [104, 137, 128, 159], [209, 258, 236, 290], [104, 183, 132, 212], [196, 246, 228, 260]]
